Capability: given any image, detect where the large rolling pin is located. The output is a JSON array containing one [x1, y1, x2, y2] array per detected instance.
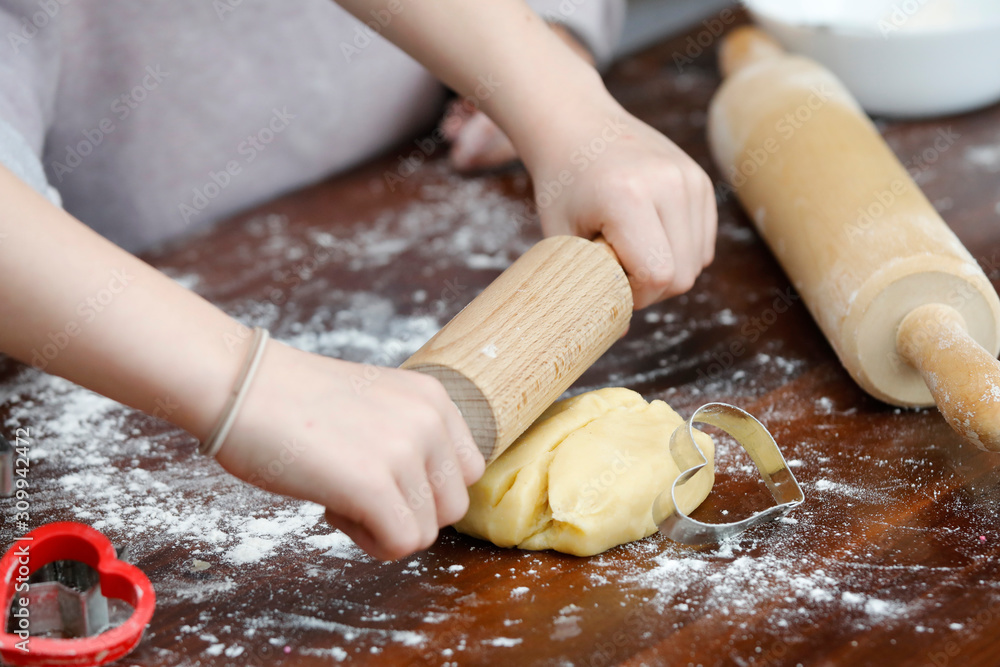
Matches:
[[402, 237, 632, 462], [708, 27, 1000, 451]]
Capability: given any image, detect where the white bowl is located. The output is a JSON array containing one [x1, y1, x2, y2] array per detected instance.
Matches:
[[743, 0, 1000, 117]]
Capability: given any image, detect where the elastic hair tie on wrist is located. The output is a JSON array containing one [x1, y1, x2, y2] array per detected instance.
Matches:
[[199, 326, 270, 457]]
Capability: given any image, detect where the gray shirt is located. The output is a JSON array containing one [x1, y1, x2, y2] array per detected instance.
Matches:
[[0, 0, 624, 252]]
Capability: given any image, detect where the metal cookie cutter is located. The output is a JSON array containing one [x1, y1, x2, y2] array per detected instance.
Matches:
[[0, 522, 156, 666], [654, 402, 804, 545]]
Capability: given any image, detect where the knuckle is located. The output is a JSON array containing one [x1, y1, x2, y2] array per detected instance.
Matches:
[[378, 435, 407, 460], [676, 271, 698, 293], [412, 374, 452, 407], [441, 493, 470, 526], [602, 173, 646, 204], [706, 200, 719, 228], [420, 525, 440, 551], [404, 404, 445, 440], [411, 371, 441, 392], [646, 263, 675, 289], [466, 452, 486, 482], [700, 170, 714, 193], [656, 163, 686, 189], [421, 371, 446, 390], [695, 174, 713, 201], [386, 532, 420, 561], [397, 517, 424, 546], [364, 474, 398, 500]]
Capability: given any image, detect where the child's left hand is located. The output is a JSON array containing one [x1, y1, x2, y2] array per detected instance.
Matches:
[[446, 95, 717, 309], [529, 99, 717, 310], [338, 0, 716, 308]]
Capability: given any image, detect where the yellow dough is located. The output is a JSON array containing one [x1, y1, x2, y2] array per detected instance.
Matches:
[[453, 387, 715, 557]]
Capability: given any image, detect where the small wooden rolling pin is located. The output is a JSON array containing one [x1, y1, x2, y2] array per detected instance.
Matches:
[[708, 27, 1000, 451], [402, 237, 632, 462]]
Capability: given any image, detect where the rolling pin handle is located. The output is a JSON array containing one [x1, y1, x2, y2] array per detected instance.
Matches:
[[403, 236, 632, 463], [719, 26, 786, 78], [896, 303, 1000, 452]]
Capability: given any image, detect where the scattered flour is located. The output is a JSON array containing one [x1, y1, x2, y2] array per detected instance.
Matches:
[[227, 290, 441, 366], [251, 613, 427, 648], [303, 532, 369, 561], [482, 637, 523, 647], [716, 308, 739, 326], [757, 352, 805, 377], [608, 533, 931, 638], [815, 396, 835, 414], [552, 604, 583, 640], [300, 646, 348, 661], [203, 644, 225, 657], [965, 144, 1000, 172], [238, 168, 533, 281]]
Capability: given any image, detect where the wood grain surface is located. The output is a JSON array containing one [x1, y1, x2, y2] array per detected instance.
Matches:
[[3, 12, 1000, 667], [707, 26, 1000, 433], [402, 235, 632, 463]]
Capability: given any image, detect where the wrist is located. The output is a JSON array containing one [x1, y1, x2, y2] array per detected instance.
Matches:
[[166, 315, 258, 444], [197, 325, 270, 457], [515, 84, 626, 180], [464, 12, 613, 174]]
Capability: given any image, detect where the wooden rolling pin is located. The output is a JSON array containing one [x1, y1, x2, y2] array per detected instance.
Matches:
[[402, 236, 632, 462], [708, 27, 1000, 451]]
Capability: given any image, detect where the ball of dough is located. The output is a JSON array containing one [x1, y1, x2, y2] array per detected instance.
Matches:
[[453, 387, 715, 556]]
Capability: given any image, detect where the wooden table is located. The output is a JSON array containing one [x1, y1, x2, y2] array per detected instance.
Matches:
[[4, 13, 1000, 667]]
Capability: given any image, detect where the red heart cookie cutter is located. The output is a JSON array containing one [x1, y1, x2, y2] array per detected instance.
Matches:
[[0, 522, 155, 666]]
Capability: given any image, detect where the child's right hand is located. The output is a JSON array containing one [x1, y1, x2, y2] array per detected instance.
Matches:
[[2, 160, 483, 563], [214, 339, 485, 561]]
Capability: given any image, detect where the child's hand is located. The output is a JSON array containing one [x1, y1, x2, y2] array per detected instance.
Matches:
[[530, 101, 717, 309], [447, 99, 717, 307], [434, 26, 714, 306], [334, 0, 715, 306], [215, 340, 485, 561]]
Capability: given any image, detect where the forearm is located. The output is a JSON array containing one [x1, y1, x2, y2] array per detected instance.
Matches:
[[550, 24, 596, 65], [0, 165, 240, 441], [334, 0, 614, 171]]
